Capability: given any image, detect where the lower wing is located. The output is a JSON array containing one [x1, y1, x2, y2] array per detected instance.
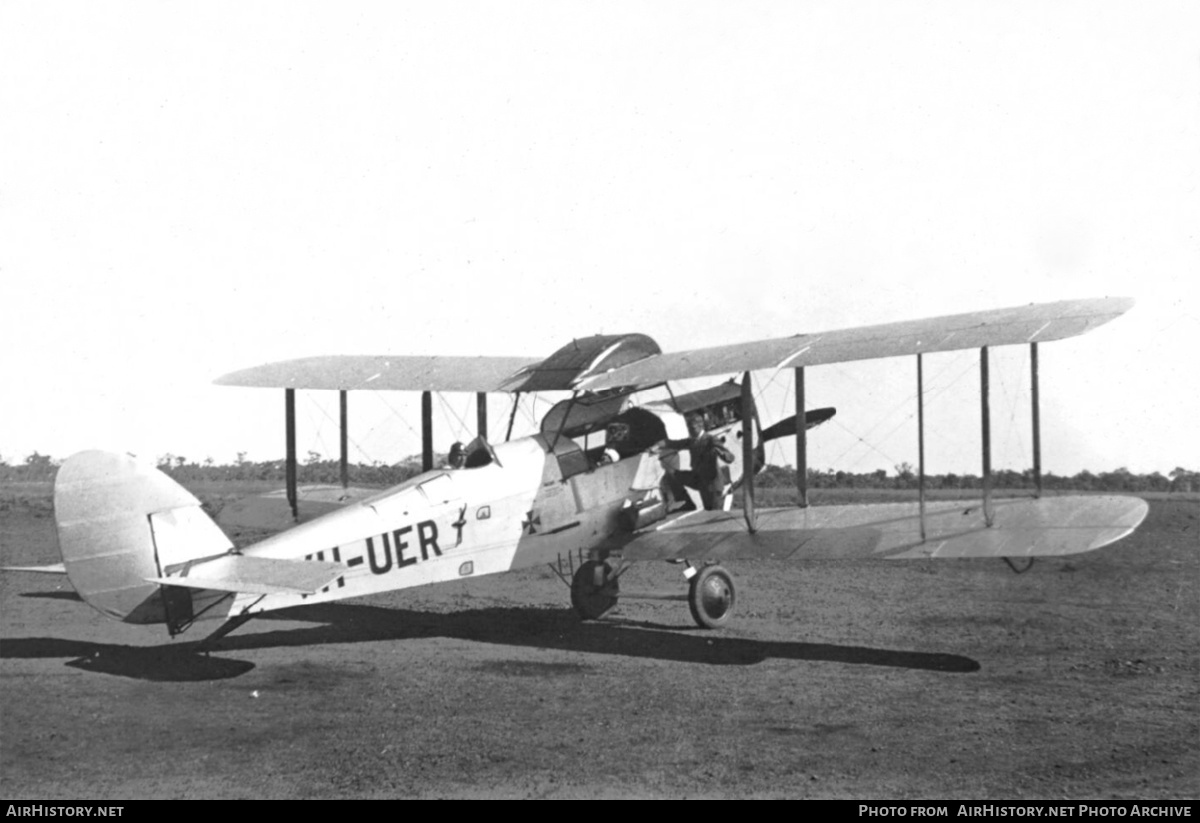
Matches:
[[618, 496, 1148, 562]]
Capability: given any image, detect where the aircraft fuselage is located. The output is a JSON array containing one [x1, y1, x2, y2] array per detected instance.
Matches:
[[214, 432, 691, 622]]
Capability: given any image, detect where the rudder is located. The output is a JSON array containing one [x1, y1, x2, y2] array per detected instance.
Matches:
[[54, 451, 232, 626]]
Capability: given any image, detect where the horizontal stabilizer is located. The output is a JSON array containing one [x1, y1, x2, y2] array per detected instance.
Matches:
[[1, 562, 67, 574], [146, 553, 344, 595]]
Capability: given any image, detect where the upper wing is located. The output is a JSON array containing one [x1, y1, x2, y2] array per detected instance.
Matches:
[[617, 495, 1148, 562], [576, 297, 1133, 391], [214, 355, 539, 392], [213, 298, 1132, 393]]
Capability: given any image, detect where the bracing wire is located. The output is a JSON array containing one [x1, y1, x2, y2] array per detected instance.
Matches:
[[827, 352, 976, 470], [518, 391, 559, 433], [1001, 347, 1029, 469], [768, 379, 790, 467], [856, 355, 980, 462], [829, 417, 900, 468], [304, 393, 381, 466], [436, 392, 474, 446], [301, 396, 331, 462], [755, 368, 794, 467], [355, 391, 423, 464]]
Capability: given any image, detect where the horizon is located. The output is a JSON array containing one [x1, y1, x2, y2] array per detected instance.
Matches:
[[5, 444, 1195, 483]]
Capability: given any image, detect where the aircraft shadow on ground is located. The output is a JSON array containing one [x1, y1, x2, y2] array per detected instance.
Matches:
[[247, 602, 980, 672], [0, 636, 255, 681], [1, 603, 979, 681], [21, 590, 83, 602]]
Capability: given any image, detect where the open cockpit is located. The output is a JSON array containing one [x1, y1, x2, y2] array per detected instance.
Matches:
[[535, 381, 754, 483]]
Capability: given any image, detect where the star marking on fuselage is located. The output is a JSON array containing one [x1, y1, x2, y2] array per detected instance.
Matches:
[[452, 504, 468, 546]]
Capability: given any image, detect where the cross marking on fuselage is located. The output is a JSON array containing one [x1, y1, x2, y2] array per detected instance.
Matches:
[[522, 510, 541, 534]]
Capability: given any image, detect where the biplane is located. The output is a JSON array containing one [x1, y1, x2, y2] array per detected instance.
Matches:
[[8, 297, 1149, 644]]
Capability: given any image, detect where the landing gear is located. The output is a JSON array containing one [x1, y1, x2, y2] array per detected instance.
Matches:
[[571, 560, 619, 620], [560, 553, 735, 628], [687, 564, 735, 629]]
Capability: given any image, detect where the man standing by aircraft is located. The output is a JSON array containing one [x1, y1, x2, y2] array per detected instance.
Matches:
[[666, 412, 736, 511]]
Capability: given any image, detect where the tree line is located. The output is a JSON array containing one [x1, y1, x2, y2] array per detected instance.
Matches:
[[4, 451, 1196, 493], [1, 451, 427, 487], [756, 462, 1197, 493]]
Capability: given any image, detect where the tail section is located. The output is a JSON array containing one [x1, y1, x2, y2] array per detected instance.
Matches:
[[54, 451, 233, 627]]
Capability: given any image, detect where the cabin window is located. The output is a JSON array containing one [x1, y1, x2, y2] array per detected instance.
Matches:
[[418, 475, 456, 505], [557, 448, 591, 480], [545, 437, 590, 481]]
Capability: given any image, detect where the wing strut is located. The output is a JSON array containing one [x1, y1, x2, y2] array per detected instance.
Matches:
[[980, 347, 994, 527], [339, 390, 349, 489], [917, 354, 927, 541], [421, 391, 433, 472], [1030, 342, 1042, 498], [505, 392, 521, 441], [285, 388, 298, 522], [549, 393, 578, 451], [741, 371, 757, 533], [477, 392, 488, 440], [795, 367, 808, 508]]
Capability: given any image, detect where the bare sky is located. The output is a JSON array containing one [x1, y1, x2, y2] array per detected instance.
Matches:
[[2, 1, 1196, 476]]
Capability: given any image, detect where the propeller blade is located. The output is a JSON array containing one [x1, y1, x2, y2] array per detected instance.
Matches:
[[761, 407, 836, 442]]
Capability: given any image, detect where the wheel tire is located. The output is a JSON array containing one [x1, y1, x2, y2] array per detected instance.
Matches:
[[571, 560, 619, 620], [688, 564, 735, 629]]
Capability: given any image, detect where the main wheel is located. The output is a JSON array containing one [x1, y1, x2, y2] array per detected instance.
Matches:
[[571, 560, 619, 620], [688, 564, 735, 629]]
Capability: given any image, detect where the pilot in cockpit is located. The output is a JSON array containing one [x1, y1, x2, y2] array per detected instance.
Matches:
[[446, 441, 467, 469], [598, 421, 632, 465]]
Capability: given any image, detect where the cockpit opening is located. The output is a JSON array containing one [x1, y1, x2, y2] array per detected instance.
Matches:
[[444, 436, 497, 470], [592, 407, 667, 463], [537, 380, 757, 482]]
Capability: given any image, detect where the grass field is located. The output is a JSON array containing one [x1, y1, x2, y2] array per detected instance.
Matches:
[[1, 481, 1196, 799]]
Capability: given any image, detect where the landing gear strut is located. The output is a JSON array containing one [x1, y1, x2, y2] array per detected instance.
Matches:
[[571, 560, 619, 620], [687, 564, 736, 629]]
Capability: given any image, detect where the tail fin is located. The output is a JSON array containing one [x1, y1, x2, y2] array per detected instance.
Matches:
[[54, 451, 232, 626]]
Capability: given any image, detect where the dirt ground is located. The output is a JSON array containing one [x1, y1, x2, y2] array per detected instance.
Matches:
[[1, 483, 1196, 799]]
